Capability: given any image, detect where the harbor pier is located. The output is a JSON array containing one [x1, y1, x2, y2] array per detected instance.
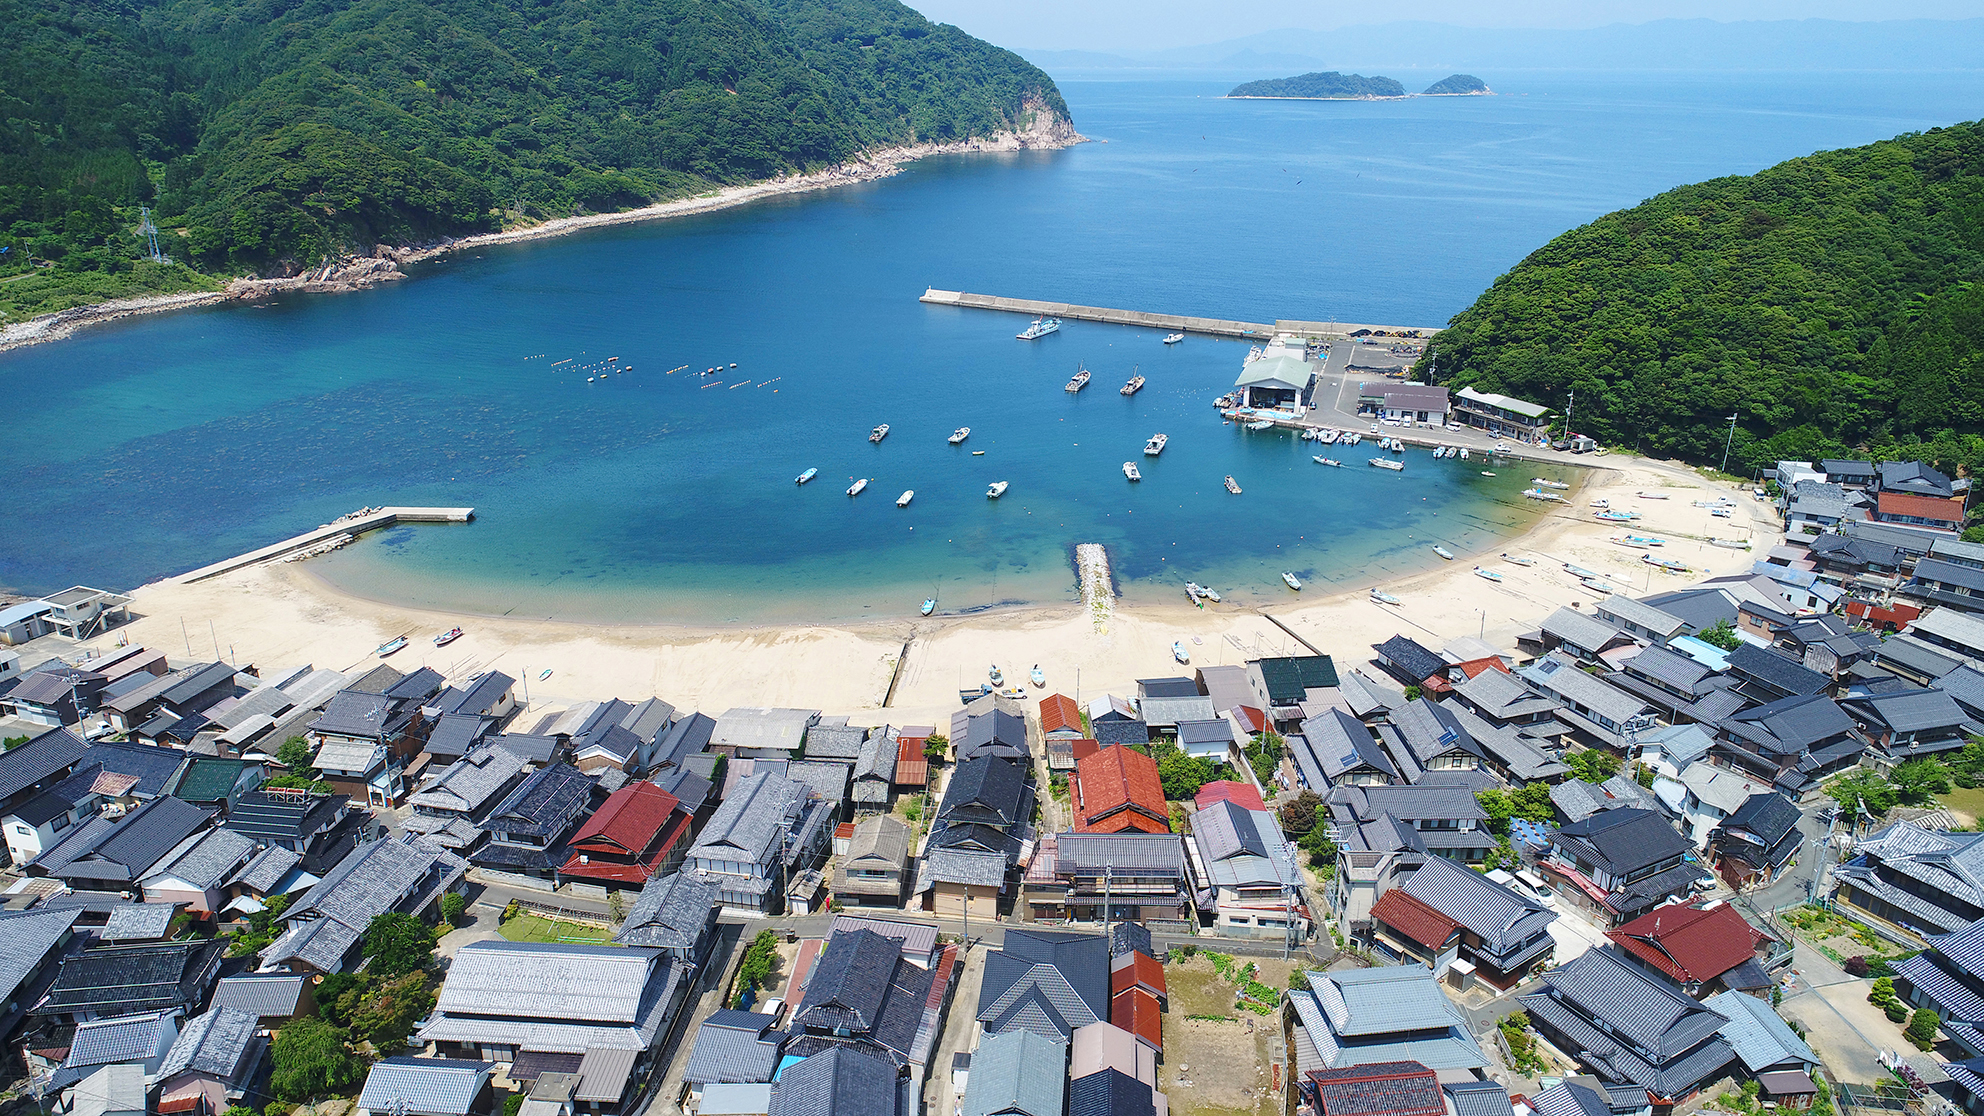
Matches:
[[170, 506, 475, 583], [918, 289, 1439, 341]]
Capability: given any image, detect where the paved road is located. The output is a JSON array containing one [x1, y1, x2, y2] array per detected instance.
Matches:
[[1777, 941, 1893, 1082]]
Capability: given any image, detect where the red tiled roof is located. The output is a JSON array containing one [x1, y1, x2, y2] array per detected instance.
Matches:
[[895, 734, 929, 786], [1230, 706, 1268, 734], [1878, 491, 1966, 524], [1605, 901, 1764, 983], [1370, 889, 1460, 949], [1194, 780, 1266, 812], [1072, 745, 1170, 834], [1072, 739, 1101, 762], [1111, 986, 1163, 1052], [1040, 693, 1083, 735], [1850, 599, 1922, 630], [1453, 656, 1510, 679], [835, 822, 857, 839], [1111, 951, 1167, 1001], [567, 781, 679, 856], [1304, 1061, 1445, 1116]]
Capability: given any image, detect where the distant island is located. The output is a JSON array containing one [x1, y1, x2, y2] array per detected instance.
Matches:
[[1226, 71, 1491, 100], [1422, 74, 1492, 95]]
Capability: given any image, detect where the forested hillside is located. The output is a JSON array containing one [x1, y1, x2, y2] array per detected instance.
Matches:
[[1421, 121, 1984, 474], [0, 0, 1067, 323], [1228, 72, 1407, 99]]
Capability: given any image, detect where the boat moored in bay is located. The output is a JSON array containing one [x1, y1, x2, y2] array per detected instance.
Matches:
[[1065, 366, 1091, 392], [869, 424, 890, 443], [847, 478, 869, 496], [1163, 332, 1184, 345], [949, 427, 970, 444], [1018, 317, 1061, 340], [987, 481, 1009, 498], [897, 490, 914, 507], [1433, 545, 1455, 560], [1224, 475, 1242, 494], [796, 467, 818, 485], [1369, 457, 1404, 471], [1121, 375, 1145, 395], [1282, 572, 1303, 591], [1144, 433, 1168, 456], [1123, 462, 1141, 481]]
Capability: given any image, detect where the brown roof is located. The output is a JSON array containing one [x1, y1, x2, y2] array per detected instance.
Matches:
[[1111, 986, 1163, 1052], [1879, 491, 1965, 524], [1040, 694, 1083, 735], [1605, 901, 1763, 984], [894, 734, 929, 787], [1371, 888, 1460, 949], [1072, 745, 1170, 834], [1110, 951, 1167, 1002]]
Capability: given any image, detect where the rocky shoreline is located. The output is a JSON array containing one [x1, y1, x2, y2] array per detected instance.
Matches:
[[0, 109, 1083, 356]]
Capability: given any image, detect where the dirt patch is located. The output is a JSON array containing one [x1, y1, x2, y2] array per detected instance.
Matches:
[[1161, 956, 1303, 1116]]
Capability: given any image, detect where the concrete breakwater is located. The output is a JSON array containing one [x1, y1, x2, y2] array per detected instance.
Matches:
[[1076, 543, 1114, 633], [168, 506, 475, 584], [919, 288, 1440, 341]]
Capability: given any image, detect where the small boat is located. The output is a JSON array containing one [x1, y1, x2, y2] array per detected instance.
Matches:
[[1710, 537, 1753, 549], [1121, 375, 1145, 396], [1282, 572, 1303, 591], [1481, 471, 1496, 476], [796, 467, 818, 485], [1224, 475, 1242, 494], [1370, 590, 1402, 605], [1611, 535, 1651, 549], [1580, 578, 1615, 595], [538, 669, 553, 680], [433, 627, 464, 647], [1163, 332, 1184, 345], [1433, 545, 1455, 560], [1474, 567, 1503, 582], [847, 478, 869, 496], [1591, 499, 1610, 509], [921, 599, 936, 616], [1313, 456, 1342, 467], [1017, 317, 1061, 340], [1644, 555, 1692, 573], [1319, 430, 1340, 445], [897, 490, 914, 507], [1124, 462, 1141, 481], [376, 636, 408, 657], [997, 686, 1028, 700], [949, 427, 971, 444], [1523, 488, 1566, 502], [870, 424, 890, 443], [1564, 563, 1605, 580], [1502, 553, 1536, 566], [1369, 457, 1404, 471], [1593, 510, 1638, 522], [1637, 491, 1670, 500], [1030, 665, 1045, 688], [1246, 419, 1274, 432], [1624, 534, 1666, 547], [987, 481, 1009, 498], [1144, 433, 1168, 456], [972, 450, 985, 456], [1186, 582, 1220, 604], [1173, 641, 1190, 664], [990, 664, 1004, 685], [1711, 508, 1732, 518], [1532, 478, 1570, 490], [1459, 449, 1470, 460], [1065, 366, 1091, 392]]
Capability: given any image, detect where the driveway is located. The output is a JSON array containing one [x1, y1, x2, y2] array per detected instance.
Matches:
[[1776, 941, 1900, 1082]]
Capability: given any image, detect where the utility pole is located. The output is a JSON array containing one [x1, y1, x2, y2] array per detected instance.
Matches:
[[1561, 389, 1574, 447], [1720, 412, 1740, 475]]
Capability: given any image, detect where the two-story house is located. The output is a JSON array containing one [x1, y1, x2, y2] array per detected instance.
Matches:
[[1543, 807, 1706, 925]]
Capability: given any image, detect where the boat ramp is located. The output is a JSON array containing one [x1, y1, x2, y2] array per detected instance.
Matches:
[[169, 506, 476, 583]]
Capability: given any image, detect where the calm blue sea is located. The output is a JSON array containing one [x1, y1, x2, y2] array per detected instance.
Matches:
[[3, 70, 1981, 623]]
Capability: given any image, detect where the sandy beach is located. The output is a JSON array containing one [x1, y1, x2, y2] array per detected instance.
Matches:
[[89, 454, 1775, 729], [0, 117, 1082, 356]]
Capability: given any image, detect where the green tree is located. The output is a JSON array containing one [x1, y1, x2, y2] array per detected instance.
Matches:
[[1893, 759, 1953, 804], [1828, 771, 1900, 815], [1955, 741, 1984, 788], [503, 1096, 525, 1116], [276, 737, 315, 774], [1565, 749, 1621, 784], [1907, 1007, 1941, 1050], [1870, 977, 1898, 1007], [923, 734, 948, 763], [1477, 782, 1554, 837], [269, 1018, 363, 1100], [440, 892, 467, 927], [345, 971, 436, 1054], [1698, 620, 1742, 651], [733, 929, 780, 1008], [1154, 746, 1215, 801], [360, 912, 436, 977]]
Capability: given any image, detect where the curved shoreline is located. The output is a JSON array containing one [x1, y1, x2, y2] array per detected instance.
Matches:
[[0, 124, 1084, 357]]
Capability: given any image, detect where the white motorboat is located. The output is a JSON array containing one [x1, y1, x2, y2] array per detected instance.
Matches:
[[897, 490, 914, 507], [1224, 475, 1242, 494], [1532, 477, 1570, 489], [1030, 665, 1045, 688], [1502, 553, 1536, 566], [1018, 317, 1061, 340], [989, 664, 1004, 685], [1173, 641, 1190, 664], [796, 467, 818, 485], [1474, 567, 1503, 582], [1370, 590, 1402, 605], [1065, 366, 1091, 392], [1433, 545, 1455, 560], [1637, 491, 1670, 500], [1313, 456, 1342, 467], [987, 481, 1009, 498], [1319, 429, 1339, 444], [847, 478, 869, 496], [1282, 572, 1303, 591], [1163, 332, 1184, 344], [870, 424, 890, 443], [1369, 457, 1403, 471], [1123, 462, 1141, 481], [1246, 419, 1274, 432], [1144, 433, 1168, 456], [949, 427, 970, 444]]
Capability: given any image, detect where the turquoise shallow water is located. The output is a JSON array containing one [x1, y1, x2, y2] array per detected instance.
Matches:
[[3, 71, 1982, 623]]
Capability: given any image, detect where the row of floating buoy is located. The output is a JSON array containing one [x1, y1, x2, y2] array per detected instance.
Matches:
[[587, 356, 628, 382]]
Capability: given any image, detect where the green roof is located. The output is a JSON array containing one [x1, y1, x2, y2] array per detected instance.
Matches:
[[173, 758, 248, 803], [1258, 655, 1340, 705]]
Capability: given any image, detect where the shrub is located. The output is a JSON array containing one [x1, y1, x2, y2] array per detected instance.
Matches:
[[1885, 1002, 1909, 1023], [503, 1095, 524, 1116], [1870, 977, 1898, 1006], [1907, 1008, 1941, 1050], [440, 892, 467, 927], [269, 1018, 363, 1100], [733, 929, 780, 1008], [1844, 955, 1871, 977]]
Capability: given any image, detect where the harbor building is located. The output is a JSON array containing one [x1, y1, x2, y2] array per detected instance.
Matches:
[[1234, 336, 1317, 413], [1377, 385, 1450, 427], [1451, 387, 1552, 443]]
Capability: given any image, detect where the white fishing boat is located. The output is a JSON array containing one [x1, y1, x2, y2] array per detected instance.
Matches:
[[1637, 491, 1670, 500], [1172, 641, 1190, 664], [1369, 457, 1404, 471], [1502, 553, 1537, 566], [1341, 432, 1361, 445], [1144, 433, 1168, 456], [1433, 545, 1455, 560], [1459, 448, 1470, 460], [987, 481, 1009, 499], [1030, 665, 1045, 687], [1473, 566, 1503, 582], [1017, 317, 1061, 340], [1644, 555, 1692, 573], [376, 636, 408, 657], [1710, 537, 1753, 549], [1319, 429, 1339, 445], [869, 424, 889, 443], [1591, 498, 1610, 508], [1247, 419, 1275, 432], [921, 598, 936, 616], [1282, 572, 1303, 591], [1481, 471, 1496, 476], [1611, 535, 1650, 549], [847, 478, 869, 496], [897, 490, 914, 507], [949, 427, 970, 444], [1186, 582, 1222, 604], [796, 467, 818, 485], [1581, 578, 1615, 595], [1313, 456, 1342, 467], [1224, 475, 1242, 494], [433, 627, 464, 647], [1370, 590, 1402, 605], [1123, 462, 1141, 481], [1532, 478, 1570, 489], [1065, 366, 1091, 392], [1121, 375, 1145, 396], [989, 664, 1004, 685], [1163, 332, 1184, 344]]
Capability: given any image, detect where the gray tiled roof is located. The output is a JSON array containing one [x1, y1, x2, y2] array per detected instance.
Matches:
[[482, 763, 595, 838], [1445, 1080, 1513, 1116], [65, 1009, 174, 1069], [0, 728, 88, 801], [1520, 947, 1736, 1096], [0, 907, 79, 1004], [1374, 636, 1447, 683], [692, 772, 807, 863], [1519, 655, 1651, 724], [769, 1047, 899, 1116], [411, 746, 525, 814], [421, 941, 679, 1052], [798, 929, 897, 1033], [273, 835, 466, 971], [616, 870, 720, 948], [229, 845, 302, 894], [1401, 856, 1555, 958], [1856, 688, 1968, 734], [1555, 808, 1690, 876], [358, 1057, 494, 1116], [101, 903, 176, 941], [38, 795, 213, 882], [211, 973, 313, 1018], [1624, 645, 1714, 693], [146, 826, 256, 890], [686, 1010, 786, 1085], [158, 1007, 259, 1081], [963, 1028, 1067, 1116], [1597, 596, 1688, 637], [806, 724, 869, 761], [1540, 608, 1627, 654], [1704, 990, 1815, 1072]]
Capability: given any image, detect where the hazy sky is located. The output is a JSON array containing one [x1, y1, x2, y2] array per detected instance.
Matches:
[[909, 0, 1982, 51]]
